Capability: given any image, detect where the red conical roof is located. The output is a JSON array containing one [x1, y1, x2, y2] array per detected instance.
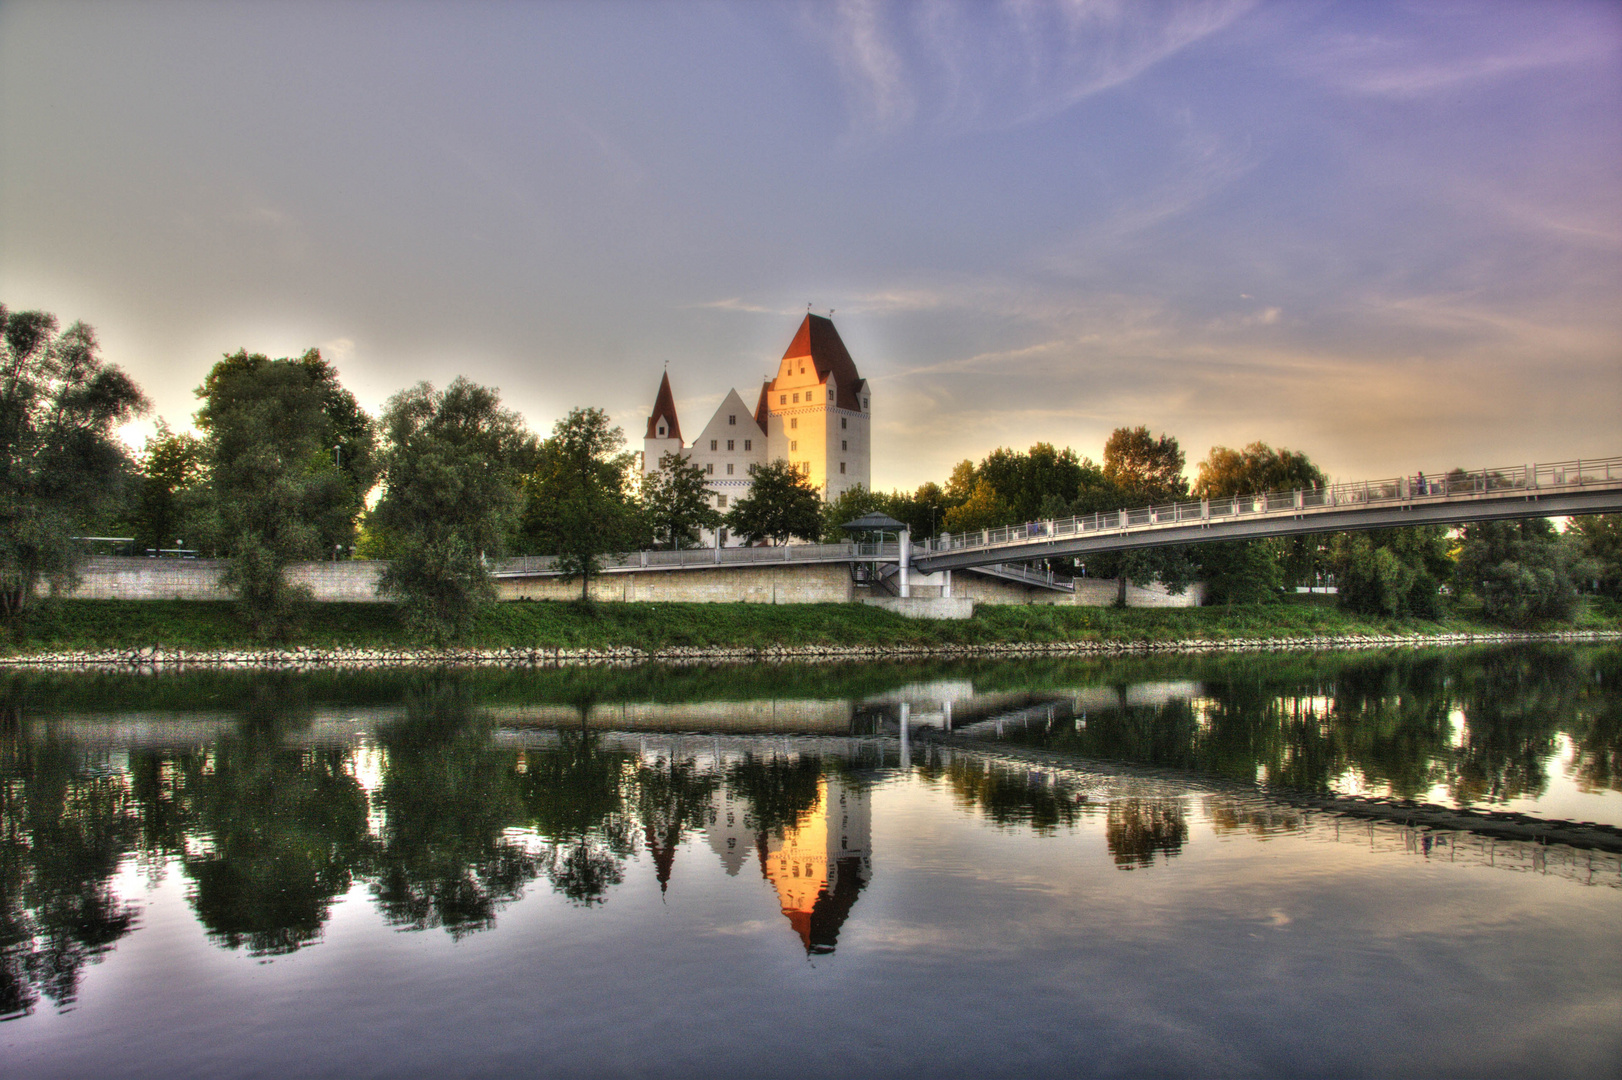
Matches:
[[781, 314, 866, 413], [644, 370, 682, 442]]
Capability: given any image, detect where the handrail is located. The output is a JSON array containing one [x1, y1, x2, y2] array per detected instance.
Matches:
[[927, 454, 1622, 555], [493, 454, 1622, 576]]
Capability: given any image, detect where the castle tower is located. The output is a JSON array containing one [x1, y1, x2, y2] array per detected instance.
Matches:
[[643, 370, 684, 472], [760, 314, 871, 501]]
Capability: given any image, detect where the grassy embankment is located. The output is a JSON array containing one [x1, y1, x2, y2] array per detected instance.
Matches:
[[5, 594, 1619, 654]]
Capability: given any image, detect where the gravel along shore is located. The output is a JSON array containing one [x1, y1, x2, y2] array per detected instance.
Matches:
[[3, 629, 1619, 672]]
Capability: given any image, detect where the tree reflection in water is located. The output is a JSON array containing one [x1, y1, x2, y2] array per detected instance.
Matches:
[[0, 706, 139, 1019], [989, 645, 1622, 807], [1105, 798, 1188, 868], [371, 675, 536, 935], [1, 644, 1618, 1014]]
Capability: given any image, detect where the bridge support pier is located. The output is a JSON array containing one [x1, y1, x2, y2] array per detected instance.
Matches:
[[899, 528, 911, 598]]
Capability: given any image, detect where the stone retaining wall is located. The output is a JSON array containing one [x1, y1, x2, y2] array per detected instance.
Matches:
[[496, 562, 855, 604], [57, 556, 1199, 608]]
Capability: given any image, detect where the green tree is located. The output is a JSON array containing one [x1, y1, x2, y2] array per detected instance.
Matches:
[[374, 378, 537, 643], [1194, 441, 1325, 498], [943, 478, 1009, 534], [1569, 515, 1622, 599], [1454, 519, 1592, 627], [194, 349, 377, 637], [819, 484, 892, 542], [523, 407, 644, 602], [1190, 442, 1327, 604], [131, 420, 205, 554], [1, 307, 148, 617], [642, 451, 721, 549], [724, 459, 822, 545], [1103, 425, 1188, 504], [1332, 527, 1451, 618]]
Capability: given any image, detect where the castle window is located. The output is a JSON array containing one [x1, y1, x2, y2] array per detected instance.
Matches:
[[658, 424, 665, 436], [806, 390, 814, 401], [710, 439, 717, 451], [728, 415, 736, 425], [726, 463, 734, 475], [706, 463, 713, 474], [717, 494, 727, 508], [840, 462, 846, 474], [841, 418, 847, 430], [790, 440, 797, 452], [790, 418, 798, 430], [841, 440, 847, 451], [779, 394, 786, 405], [792, 393, 799, 403], [863, 398, 868, 410], [726, 439, 734, 451], [744, 439, 751, 451]]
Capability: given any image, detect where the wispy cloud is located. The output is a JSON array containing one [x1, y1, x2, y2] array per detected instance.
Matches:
[[813, 0, 1254, 135], [1296, 17, 1616, 99]]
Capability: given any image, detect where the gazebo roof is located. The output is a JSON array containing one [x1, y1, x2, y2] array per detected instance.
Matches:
[[841, 512, 905, 534]]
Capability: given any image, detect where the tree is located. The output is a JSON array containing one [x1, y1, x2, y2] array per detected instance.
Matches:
[[819, 484, 891, 543], [131, 420, 205, 555], [943, 478, 1009, 534], [642, 451, 721, 549], [1103, 426, 1188, 504], [374, 378, 537, 643], [193, 349, 377, 637], [1569, 515, 1622, 599], [1332, 527, 1452, 618], [1454, 519, 1593, 627], [523, 408, 643, 602], [1190, 442, 1327, 604], [1194, 441, 1324, 498], [1, 307, 148, 617], [725, 459, 822, 545]]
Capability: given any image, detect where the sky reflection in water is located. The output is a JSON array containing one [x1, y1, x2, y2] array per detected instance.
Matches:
[[3, 645, 1619, 1078]]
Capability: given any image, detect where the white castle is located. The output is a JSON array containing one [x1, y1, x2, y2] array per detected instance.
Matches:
[[643, 314, 872, 546]]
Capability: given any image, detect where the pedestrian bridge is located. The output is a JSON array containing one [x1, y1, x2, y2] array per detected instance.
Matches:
[[492, 454, 1622, 583], [914, 454, 1622, 574]]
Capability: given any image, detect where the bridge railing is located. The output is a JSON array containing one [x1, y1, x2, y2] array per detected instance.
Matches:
[[928, 454, 1622, 555], [491, 540, 889, 577]]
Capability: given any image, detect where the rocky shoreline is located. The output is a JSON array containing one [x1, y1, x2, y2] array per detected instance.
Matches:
[[2, 628, 1618, 671]]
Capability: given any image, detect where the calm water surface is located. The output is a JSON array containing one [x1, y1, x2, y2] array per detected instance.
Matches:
[[3, 645, 1619, 1078]]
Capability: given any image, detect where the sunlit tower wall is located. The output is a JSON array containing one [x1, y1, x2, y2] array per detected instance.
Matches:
[[761, 314, 870, 502]]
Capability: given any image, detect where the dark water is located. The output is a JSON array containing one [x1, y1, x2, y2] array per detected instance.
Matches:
[[3, 645, 1619, 1078]]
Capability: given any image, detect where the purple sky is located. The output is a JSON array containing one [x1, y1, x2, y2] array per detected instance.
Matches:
[[2, 0, 1618, 490]]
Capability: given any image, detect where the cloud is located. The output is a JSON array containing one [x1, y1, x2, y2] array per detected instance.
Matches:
[[693, 298, 778, 314], [1296, 17, 1616, 99], [320, 336, 356, 364], [813, 0, 1255, 135]]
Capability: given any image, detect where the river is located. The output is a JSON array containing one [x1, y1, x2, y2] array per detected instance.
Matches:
[[3, 644, 1619, 1078]]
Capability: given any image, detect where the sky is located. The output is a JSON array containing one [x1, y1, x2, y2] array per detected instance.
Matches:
[[1, 0, 1618, 492]]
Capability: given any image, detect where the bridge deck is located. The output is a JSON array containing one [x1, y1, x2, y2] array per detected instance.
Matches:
[[493, 455, 1621, 579]]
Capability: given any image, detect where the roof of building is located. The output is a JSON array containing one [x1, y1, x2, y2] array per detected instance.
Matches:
[[754, 381, 771, 431], [781, 314, 867, 412], [645, 370, 682, 442]]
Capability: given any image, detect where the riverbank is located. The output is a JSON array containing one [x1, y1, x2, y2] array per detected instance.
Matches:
[[3, 596, 1618, 668]]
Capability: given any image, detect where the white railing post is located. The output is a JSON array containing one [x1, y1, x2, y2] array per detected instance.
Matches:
[[1201, 498, 1209, 521]]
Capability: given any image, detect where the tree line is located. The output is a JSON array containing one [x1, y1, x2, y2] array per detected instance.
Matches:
[[3, 304, 1617, 641]]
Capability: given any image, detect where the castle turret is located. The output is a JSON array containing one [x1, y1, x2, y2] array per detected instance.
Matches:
[[643, 370, 685, 474]]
